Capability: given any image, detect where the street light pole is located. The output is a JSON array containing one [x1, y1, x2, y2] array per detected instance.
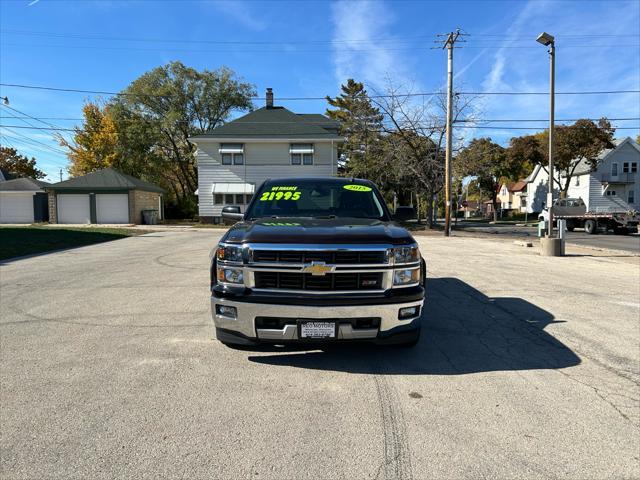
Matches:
[[537, 32, 555, 237]]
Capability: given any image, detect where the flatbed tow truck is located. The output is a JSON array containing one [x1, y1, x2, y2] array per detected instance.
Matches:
[[539, 197, 640, 234]]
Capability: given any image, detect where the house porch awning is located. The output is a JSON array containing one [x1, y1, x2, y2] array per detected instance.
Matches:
[[211, 183, 255, 194]]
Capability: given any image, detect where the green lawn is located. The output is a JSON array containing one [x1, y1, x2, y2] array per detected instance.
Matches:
[[0, 226, 144, 261]]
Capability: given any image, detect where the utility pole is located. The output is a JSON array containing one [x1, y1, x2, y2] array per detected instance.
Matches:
[[59, 168, 63, 182], [438, 29, 463, 237]]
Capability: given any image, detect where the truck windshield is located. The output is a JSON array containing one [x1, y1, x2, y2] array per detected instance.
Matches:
[[246, 181, 387, 220]]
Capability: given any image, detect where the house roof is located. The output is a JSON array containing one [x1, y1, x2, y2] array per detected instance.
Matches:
[[191, 107, 343, 140], [49, 168, 164, 193], [509, 180, 527, 192], [0, 177, 49, 192], [572, 137, 639, 175]]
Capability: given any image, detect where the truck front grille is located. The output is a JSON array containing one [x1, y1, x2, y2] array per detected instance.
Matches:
[[252, 250, 386, 265], [254, 271, 383, 291]]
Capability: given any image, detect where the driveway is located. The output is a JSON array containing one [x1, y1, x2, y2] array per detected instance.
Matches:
[[1, 231, 638, 479]]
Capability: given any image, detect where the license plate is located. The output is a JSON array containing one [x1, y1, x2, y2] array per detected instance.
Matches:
[[298, 321, 337, 340]]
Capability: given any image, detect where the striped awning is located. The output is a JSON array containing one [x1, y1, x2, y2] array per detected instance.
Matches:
[[211, 183, 255, 194]]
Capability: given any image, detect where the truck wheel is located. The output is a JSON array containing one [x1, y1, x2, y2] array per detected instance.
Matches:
[[584, 219, 597, 234], [614, 226, 629, 235], [566, 220, 575, 232]]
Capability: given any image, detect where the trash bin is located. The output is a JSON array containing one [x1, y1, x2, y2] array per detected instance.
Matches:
[[537, 220, 546, 237], [142, 209, 158, 225]]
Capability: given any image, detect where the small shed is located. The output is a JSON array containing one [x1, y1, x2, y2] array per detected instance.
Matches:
[[48, 169, 164, 224], [0, 178, 50, 223]]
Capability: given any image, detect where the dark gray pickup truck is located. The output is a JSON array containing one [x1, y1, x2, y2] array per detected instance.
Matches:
[[210, 177, 426, 347]]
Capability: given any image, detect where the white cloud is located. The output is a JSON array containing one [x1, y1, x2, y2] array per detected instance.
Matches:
[[209, 0, 266, 32], [330, 0, 413, 90]]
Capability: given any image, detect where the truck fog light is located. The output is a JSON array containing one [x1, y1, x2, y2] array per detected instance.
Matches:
[[216, 304, 237, 319], [398, 306, 420, 320], [393, 268, 420, 285], [217, 267, 244, 284]]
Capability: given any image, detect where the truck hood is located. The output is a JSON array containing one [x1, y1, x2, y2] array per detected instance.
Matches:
[[222, 217, 415, 245]]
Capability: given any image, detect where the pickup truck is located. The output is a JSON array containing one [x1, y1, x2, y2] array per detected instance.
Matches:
[[210, 177, 426, 348], [539, 197, 640, 234]]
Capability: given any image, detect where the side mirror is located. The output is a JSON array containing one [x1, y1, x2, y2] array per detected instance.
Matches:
[[221, 205, 244, 224], [393, 206, 417, 221]]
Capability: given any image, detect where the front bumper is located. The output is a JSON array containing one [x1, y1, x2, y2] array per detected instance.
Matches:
[[211, 297, 424, 345]]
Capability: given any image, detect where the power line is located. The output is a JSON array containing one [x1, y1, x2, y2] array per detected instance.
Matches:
[[2, 28, 637, 45], [1, 127, 68, 155], [2, 82, 639, 99], [2, 123, 639, 132]]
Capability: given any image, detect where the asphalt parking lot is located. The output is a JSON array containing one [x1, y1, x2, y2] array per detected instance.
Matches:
[[1, 231, 639, 479], [454, 221, 640, 254]]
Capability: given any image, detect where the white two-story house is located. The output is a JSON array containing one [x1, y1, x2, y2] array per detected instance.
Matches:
[[522, 137, 640, 214], [191, 89, 343, 223]]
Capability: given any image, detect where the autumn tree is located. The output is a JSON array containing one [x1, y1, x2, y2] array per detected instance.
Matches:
[[109, 62, 255, 215], [59, 102, 120, 177], [0, 147, 46, 179], [506, 118, 615, 196], [456, 138, 527, 221]]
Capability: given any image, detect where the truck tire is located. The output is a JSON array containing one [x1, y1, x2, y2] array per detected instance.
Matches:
[[584, 219, 597, 234], [614, 226, 629, 235], [566, 220, 575, 232]]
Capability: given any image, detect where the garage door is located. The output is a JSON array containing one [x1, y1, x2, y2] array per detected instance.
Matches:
[[96, 194, 129, 224], [58, 194, 91, 224], [0, 193, 34, 223]]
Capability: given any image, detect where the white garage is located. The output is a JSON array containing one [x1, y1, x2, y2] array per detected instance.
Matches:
[[0, 178, 49, 224], [96, 194, 129, 224], [57, 194, 91, 224], [50, 168, 163, 225], [0, 193, 34, 223]]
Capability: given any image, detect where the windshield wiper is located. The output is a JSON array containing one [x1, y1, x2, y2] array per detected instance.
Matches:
[[311, 215, 336, 219]]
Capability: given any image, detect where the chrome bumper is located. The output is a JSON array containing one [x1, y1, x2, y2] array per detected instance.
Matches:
[[211, 297, 424, 342]]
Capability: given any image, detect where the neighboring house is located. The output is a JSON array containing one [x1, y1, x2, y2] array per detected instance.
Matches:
[[0, 177, 50, 223], [191, 88, 343, 223], [47, 168, 164, 224], [522, 137, 640, 214], [497, 181, 528, 212]]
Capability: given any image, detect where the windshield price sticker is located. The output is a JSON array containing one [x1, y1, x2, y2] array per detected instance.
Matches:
[[343, 184, 372, 192]]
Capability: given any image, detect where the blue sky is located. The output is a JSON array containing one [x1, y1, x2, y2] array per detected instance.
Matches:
[[1, 0, 639, 182]]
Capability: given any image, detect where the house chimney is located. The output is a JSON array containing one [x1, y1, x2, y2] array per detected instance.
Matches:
[[266, 88, 274, 108]]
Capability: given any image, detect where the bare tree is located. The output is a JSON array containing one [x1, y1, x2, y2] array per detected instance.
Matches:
[[368, 80, 479, 226]]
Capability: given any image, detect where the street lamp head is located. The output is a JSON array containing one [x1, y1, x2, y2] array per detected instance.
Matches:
[[536, 32, 555, 46]]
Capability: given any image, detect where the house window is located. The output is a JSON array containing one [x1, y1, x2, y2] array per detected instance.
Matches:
[[623, 162, 630, 173], [632, 163, 638, 173], [290, 143, 314, 165], [606, 190, 616, 196], [629, 190, 635, 204], [234, 194, 244, 204], [214, 194, 223, 204], [224, 194, 234, 204], [219, 143, 244, 166], [575, 176, 580, 186], [611, 163, 618, 176], [245, 194, 253, 203]]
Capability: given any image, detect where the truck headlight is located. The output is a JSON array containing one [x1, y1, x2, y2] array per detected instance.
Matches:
[[393, 268, 420, 286], [216, 244, 244, 263], [391, 245, 420, 264], [217, 267, 244, 284]]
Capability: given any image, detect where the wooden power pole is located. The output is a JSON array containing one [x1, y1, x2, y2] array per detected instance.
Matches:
[[439, 29, 462, 237]]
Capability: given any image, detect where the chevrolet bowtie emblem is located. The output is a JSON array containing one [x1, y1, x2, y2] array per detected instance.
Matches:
[[301, 261, 335, 276]]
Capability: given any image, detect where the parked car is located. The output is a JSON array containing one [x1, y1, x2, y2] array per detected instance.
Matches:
[[210, 177, 426, 347]]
